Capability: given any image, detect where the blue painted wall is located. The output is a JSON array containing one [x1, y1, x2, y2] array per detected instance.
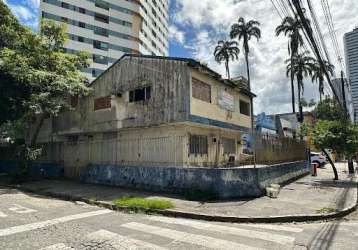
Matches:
[[0, 161, 64, 179], [81, 161, 309, 199]]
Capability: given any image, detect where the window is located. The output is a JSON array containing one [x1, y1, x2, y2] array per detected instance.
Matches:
[[93, 54, 108, 65], [61, 17, 68, 23], [189, 135, 208, 155], [192, 78, 211, 103], [79, 22, 86, 28], [78, 36, 84, 43], [61, 2, 69, 9], [79, 7, 86, 14], [94, 13, 109, 23], [93, 40, 108, 51], [239, 100, 250, 116], [222, 138, 236, 155], [129, 86, 151, 103], [94, 96, 111, 110], [94, 27, 109, 37], [95, 0, 110, 10]]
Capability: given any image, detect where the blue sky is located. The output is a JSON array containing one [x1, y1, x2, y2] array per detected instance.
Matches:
[[4, 0, 357, 114]]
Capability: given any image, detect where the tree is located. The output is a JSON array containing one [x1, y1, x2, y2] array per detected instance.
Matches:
[[312, 119, 358, 179], [315, 98, 346, 121], [0, 2, 35, 125], [0, 2, 91, 175], [312, 98, 355, 175], [230, 17, 261, 91], [276, 15, 308, 114], [300, 98, 316, 109], [214, 40, 239, 79], [312, 60, 334, 101], [286, 51, 315, 122]]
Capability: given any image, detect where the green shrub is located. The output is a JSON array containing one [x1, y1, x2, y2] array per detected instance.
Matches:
[[113, 196, 174, 211]]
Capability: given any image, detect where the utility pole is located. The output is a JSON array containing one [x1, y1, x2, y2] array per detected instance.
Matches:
[[341, 71, 355, 174]]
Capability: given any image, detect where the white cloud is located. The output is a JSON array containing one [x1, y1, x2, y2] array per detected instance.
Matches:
[[169, 25, 185, 44], [8, 4, 34, 21], [172, 0, 357, 114], [5, 0, 39, 29], [27, 0, 40, 7]]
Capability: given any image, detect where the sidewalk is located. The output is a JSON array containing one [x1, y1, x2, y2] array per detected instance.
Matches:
[[1, 162, 357, 223]]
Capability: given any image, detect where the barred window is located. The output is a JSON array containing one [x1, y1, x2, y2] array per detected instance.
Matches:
[[222, 138, 236, 155], [192, 78, 211, 103], [189, 135, 208, 155]]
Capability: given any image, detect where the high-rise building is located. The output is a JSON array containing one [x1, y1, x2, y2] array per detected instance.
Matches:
[[344, 27, 358, 122], [40, 0, 169, 81], [332, 78, 354, 121]]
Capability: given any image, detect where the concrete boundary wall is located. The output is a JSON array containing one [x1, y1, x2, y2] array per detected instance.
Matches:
[[80, 161, 309, 199]]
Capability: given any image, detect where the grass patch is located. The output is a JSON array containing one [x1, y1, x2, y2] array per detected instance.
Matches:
[[88, 197, 97, 204], [316, 207, 336, 214], [113, 196, 174, 211]]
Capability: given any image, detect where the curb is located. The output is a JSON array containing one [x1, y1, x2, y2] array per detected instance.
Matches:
[[5, 184, 358, 224]]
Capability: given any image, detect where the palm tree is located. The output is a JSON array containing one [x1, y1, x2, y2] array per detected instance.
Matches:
[[230, 17, 261, 90], [312, 60, 335, 101], [286, 51, 315, 121], [214, 40, 240, 79], [276, 15, 307, 114]]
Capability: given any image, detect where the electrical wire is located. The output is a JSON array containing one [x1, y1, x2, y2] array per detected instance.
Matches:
[[320, 0, 345, 71]]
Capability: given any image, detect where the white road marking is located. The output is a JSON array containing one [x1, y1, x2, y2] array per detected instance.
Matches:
[[0, 210, 7, 218], [240, 223, 304, 233], [86, 229, 168, 250], [122, 222, 264, 250], [148, 216, 295, 245], [0, 209, 112, 237], [39, 243, 75, 250], [9, 204, 37, 214]]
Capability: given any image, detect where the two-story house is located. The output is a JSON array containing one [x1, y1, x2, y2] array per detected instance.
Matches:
[[35, 54, 256, 177]]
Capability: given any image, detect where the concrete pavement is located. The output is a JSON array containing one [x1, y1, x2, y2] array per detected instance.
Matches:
[[1, 186, 358, 249], [4, 162, 356, 223]]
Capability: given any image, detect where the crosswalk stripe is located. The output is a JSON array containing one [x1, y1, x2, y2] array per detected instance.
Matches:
[[0, 209, 112, 237], [0, 211, 7, 218], [240, 223, 303, 233], [9, 204, 37, 214], [122, 222, 265, 250], [86, 229, 167, 250], [39, 243, 75, 250], [148, 216, 295, 245]]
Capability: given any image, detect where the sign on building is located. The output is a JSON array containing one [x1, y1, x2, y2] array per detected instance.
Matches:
[[218, 91, 235, 111]]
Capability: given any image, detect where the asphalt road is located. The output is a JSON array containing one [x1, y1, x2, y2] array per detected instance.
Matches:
[[0, 187, 357, 250]]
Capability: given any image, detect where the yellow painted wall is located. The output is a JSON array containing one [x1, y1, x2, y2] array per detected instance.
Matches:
[[190, 70, 252, 129]]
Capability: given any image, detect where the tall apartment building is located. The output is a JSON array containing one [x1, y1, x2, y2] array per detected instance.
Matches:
[[344, 27, 358, 122], [40, 0, 169, 81]]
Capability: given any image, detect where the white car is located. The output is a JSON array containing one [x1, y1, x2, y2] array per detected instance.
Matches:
[[311, 152, 326, 167]]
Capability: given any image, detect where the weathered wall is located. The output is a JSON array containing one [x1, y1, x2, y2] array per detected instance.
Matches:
[[190, 69, 252, 129], [47, 124, 247, 178], [80, 160, 309, 199], [0, 161, 64, 179], [36, 57, 191, 139]]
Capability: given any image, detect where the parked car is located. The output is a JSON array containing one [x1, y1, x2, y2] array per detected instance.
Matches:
[[311, 152, 326, 167]]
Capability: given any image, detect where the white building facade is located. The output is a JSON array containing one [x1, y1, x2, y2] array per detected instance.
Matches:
[[40, 0, 169, 81], [344, 28, 358, 122]]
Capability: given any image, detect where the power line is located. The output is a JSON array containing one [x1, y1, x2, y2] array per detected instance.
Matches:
[[320, 0, 345, 71], [270, 0, 283, 19], [306, 0, 332, 64], [292, 0, 344, 110]]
